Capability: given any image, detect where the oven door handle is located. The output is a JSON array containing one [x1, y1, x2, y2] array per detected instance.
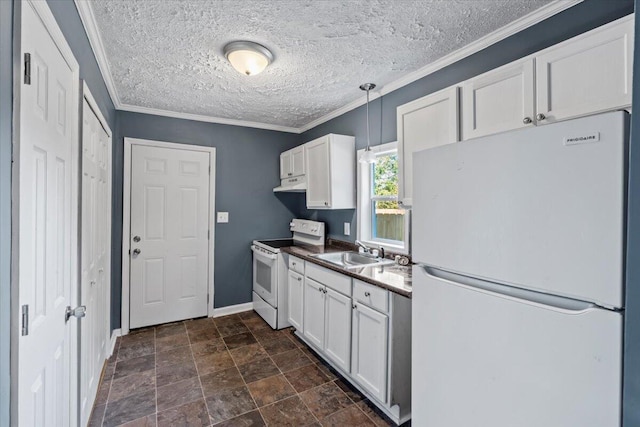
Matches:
[[251, 245, 278, 261]]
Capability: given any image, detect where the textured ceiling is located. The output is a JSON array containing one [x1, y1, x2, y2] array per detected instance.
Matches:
[[89, 0, 554, 129]]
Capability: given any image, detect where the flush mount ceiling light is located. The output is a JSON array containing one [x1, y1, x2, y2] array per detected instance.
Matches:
[[223, 41, 273, 76], [359, 83, 377, 164]]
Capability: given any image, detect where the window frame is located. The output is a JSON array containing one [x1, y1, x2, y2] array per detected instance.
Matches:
[[357, 141, 409, 255]]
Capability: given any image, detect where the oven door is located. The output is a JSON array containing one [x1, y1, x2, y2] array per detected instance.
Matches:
[[252, 245, 278, 307]]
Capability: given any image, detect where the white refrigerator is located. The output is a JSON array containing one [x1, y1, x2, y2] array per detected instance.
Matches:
[[412, 111, 627, 427]]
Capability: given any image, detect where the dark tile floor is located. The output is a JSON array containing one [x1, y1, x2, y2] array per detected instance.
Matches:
[[90, 310, 403, 427]]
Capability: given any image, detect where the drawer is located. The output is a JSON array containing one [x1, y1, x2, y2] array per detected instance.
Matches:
[[306, 262, 351, 296], [353, 280, 389, 313], [289, 256, 305, 275]]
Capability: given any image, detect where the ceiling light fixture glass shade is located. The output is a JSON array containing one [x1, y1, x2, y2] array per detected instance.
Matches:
[[359, 83, 377, 164], [224, 41, 273, 76]]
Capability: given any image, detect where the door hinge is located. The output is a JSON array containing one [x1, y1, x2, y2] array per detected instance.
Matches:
[[21, 305, 29, 336], [24, 53, 31, 85]]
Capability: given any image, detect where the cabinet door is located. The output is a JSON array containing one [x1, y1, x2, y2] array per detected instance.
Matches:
[[280, 150, 292, 179], [303, 278, 325, 348], [288, 270, 304, 331], [352, 303, 388, 403], [536, 17, 633, 124], [462, 59, 535, 140], [306, 137, 331, 208], [291, 145, 305, 177], [397, 86, 459, 207], [324, 288, 352, 373]]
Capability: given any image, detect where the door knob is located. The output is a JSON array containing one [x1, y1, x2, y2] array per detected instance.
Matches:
[[133, 248, 141, 256], [65, 305, 86, 322], [133, 235, 141, 242], [522, 117, 532, 124], [536, 113, 546, 121]]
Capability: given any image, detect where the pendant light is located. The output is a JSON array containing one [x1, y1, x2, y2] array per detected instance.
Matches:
[[359, 83, 377, 164]]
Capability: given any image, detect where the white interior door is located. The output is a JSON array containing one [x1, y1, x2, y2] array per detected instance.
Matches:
[[79, 98, 111, 426], [129, 145, 211, 328], [18, 2, 79, 425]]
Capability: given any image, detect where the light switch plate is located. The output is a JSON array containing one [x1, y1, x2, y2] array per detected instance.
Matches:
[[217, 212, 229, 223], [344, 222, 350, 236]]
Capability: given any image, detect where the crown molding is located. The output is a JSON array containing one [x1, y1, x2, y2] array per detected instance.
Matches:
[[297, 0, 583, 133], [75, 0, 582, 134], [74, 0, 122, 108], [118, 104, 301, 134]]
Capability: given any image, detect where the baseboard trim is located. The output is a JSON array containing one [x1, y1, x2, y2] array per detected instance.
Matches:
[[212, 302, 254, 318], [109, 329, 121, 357]]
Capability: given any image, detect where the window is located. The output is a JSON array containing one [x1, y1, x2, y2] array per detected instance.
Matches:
[[357, 142, 409, 254]]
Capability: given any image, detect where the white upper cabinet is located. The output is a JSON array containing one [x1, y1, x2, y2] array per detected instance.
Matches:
[[462, 58, 535, 139], [397, 86, 459, 207], [280, 145, 305, 179], [305, 134, 356, 209], [535, 16, 633, 124], [291, 145, 305, 177]]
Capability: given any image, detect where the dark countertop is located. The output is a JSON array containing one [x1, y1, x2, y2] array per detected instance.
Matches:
[[281, 244, 412, 298]]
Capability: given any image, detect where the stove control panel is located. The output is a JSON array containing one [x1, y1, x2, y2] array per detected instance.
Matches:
[[290, 219, 325, 238]]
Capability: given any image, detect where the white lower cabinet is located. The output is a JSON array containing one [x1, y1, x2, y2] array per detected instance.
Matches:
[[293, 261, 412, 425], [287, 270, 304, 331], [351, 302, 389, 403], [324, 288, 352, 372], [303, 277, 352, 373], [303, 277, 326, 348]]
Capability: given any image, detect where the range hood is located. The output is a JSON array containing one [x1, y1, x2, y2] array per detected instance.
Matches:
[[273, 175, 306, 192]]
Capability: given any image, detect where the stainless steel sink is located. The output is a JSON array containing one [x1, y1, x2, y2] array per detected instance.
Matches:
[[311, 251, 394, 269]]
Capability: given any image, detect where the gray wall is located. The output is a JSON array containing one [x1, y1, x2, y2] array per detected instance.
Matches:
[[297, 0, 635, 244], [114, 112, 300, 327], [1, 0, 14, 424], [624, 1, 640, 425]]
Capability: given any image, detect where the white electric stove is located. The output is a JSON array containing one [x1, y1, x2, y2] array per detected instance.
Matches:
[[251, 219, 325, 329]]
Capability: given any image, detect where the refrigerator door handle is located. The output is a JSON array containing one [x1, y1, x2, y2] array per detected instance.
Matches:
[[423, 266, 599, 314]]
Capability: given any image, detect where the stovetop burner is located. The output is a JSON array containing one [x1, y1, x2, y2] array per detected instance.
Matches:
[[255, 239, 295, 249]]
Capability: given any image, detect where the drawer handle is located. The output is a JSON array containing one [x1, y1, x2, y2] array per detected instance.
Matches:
[[364, 291, 371, 297]]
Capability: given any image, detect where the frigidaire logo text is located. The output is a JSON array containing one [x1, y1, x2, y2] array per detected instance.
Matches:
[[563, 132, 600, 146], [566, 135, 596, 143]]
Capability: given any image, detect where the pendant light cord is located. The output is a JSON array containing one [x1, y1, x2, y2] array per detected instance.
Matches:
[[365, 88, 371, 151]]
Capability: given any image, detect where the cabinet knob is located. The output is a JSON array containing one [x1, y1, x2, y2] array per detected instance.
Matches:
[[297, 277, 301, 282], [324, 202, 328, 206], [364, 291, 371, 297], [288, 172, 292, 176], [352, 304, 357, 310], [522, 117, 532, 124], [536, 113, 546, 121], [318, 286, 323, 292]]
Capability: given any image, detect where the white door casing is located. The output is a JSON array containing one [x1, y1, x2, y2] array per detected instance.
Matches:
[[16, 1, 80, 425], [129, 144, 212, 329], [79, 85, 112, 426]]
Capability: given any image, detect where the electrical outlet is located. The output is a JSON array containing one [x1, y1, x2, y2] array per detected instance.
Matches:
[[217, 212, 229, 223], [344, 222, 350, 236]]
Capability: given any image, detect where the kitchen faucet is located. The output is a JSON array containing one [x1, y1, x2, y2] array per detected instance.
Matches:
[[355, 240, 370, 253], [355, 241, 385, 259]]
